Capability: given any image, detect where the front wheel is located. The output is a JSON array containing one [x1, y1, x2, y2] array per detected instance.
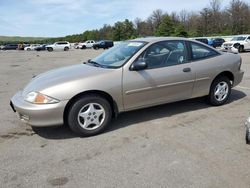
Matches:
[[47, 47, 53, 52], [207, 76, 231, 106], [67, 95, 112, 136], [238, 45, 244, 53], [234, 44, 244, 53]]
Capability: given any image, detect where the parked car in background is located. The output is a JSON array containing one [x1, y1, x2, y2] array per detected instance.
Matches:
[[34, 44, 47, 51], [80, 40, 96, 49], [195, 38, 209, 45], [245, 116, 250, 144], [93, 40, 114, 49], [73, 43, 80, 49], [46, 41, 70, 52], [17, 43, 24, 50], [221, 35, 250, 53], [74, 42, 83, 49], [0, 44, 4, 50], [2, 44, 18, 50], [24, 44, 40, 51], [211, 38, 225, 48], [10, 37, 244, 136]]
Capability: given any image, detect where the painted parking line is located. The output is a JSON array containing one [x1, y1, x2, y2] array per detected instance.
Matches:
[[236, 86, 250, 90]]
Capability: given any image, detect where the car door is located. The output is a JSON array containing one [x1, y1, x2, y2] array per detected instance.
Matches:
[[188, 41, 222, 98], [54, 42, 60, 50], [122, 40, 196, 111], [245, 36, 250, 50]]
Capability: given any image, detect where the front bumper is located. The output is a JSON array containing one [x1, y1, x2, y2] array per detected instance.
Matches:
[[10, 91, 68, 127], [221, 46, 238, 53]]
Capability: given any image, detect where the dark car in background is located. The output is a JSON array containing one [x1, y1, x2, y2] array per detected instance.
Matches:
[[2, 44, 18, 50], [93, 40, 114, 50], [34, 44, 47, 51], [195, 38, 209, 45], [212, 38, 225, 48]]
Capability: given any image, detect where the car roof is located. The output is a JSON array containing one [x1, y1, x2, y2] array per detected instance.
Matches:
[[131, 37, 193, 43]]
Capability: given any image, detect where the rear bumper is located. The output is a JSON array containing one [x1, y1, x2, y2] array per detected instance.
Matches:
[[233, 70, 244, 87], [10, 91, 68, 127]]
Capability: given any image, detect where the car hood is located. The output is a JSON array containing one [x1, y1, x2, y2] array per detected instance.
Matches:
[[22, 64, 114, 97], [223, 41, 244, 45]]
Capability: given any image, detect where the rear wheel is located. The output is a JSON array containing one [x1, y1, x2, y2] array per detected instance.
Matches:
[[246, 129, 250, 144], [67, 95, 112, 136], [81, 45, 86, 49], [208, 76, 231, 106], [64, 47, 69, 51]]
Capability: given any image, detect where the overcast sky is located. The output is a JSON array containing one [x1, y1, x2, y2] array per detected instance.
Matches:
[[0, 0, 231, 37]]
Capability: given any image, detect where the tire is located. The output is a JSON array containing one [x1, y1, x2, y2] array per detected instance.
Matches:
[[27, 48, 31, 51], [234, 44, 244, 53], [207, 76, 231, 106], [64, 47, 69, 51], [238, 45, 244, 53], [67, 95, 112, 136], [81, 45, 86, 49], [246, 129, 250, 144], [47, 47, 53, 52]]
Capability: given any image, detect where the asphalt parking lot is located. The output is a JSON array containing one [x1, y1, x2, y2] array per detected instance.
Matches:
[[0, 49, 250, 188]]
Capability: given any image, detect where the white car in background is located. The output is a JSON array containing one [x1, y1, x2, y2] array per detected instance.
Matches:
[[76, 40, 96, 49], [46, 41, 70, 52], [221, 35, 250, 53], [24, 44, 40, 51]]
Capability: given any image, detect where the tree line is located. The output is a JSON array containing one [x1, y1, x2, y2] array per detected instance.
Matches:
[[1, 0, 250, 44]]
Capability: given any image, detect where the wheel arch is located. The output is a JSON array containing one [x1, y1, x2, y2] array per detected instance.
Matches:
[[63, 90, 119, 125], [212, 71, 234, 86], [233, 43, 244, 48]]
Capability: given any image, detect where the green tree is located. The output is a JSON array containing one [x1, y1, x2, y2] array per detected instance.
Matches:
[[113, 19, 135, 41], [155, 16, 175, 36], [175, 24, 188, 37]]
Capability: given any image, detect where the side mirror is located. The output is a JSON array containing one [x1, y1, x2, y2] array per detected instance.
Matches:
[[130, 60, 148, 71]]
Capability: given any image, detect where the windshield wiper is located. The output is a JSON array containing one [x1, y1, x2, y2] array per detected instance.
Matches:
[[83, 59, 115, 69], [84, 59, 102, 67]]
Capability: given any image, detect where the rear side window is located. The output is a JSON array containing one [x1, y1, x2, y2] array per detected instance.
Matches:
[[191, 42, 219, 60]]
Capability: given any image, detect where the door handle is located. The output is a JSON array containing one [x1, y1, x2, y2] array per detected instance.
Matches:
[[183, 68, 191, 72]]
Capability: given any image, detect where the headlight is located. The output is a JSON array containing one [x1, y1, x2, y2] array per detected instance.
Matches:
[[25, 92, 59, 104]]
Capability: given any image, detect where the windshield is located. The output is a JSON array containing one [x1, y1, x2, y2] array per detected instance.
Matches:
[[231, 36, 246, 41], [91, 41, 147, 68]]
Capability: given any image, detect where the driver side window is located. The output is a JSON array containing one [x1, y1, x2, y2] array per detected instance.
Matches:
[[137, 41, 188, 69]]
